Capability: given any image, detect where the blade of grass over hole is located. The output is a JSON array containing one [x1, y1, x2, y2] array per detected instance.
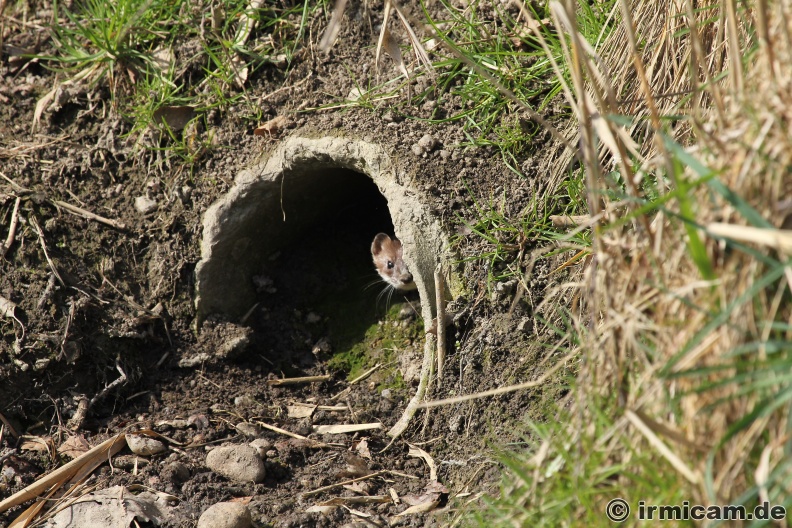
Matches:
[[660, 262, 789, 376], [705, 372, 792, 409], [671, 361, 792, 399], [290, 0, 310, 59], [604, 169, 717, 232], [669, 157, 716, 280], [661, 134, 772, 228]]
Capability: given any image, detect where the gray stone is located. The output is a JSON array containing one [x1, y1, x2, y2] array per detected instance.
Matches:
[[126, 434, 167, 456], [134, 195, 157, 214], [205, 445, 266, 483], [197, 502, 252, 528]]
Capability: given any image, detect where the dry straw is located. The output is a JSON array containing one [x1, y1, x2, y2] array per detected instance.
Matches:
[[540, 0, 792, 510]]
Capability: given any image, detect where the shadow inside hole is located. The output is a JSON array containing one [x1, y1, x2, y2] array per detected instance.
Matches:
[[247, 169, 416, 371]]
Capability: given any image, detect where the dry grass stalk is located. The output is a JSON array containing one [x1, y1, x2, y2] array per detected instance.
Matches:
[[0, 434, 126, 515]]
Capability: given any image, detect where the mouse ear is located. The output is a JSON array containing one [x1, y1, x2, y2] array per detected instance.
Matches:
[[371, 233, 390, 255]]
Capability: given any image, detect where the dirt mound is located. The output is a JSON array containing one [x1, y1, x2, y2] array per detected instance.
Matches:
[[0, 1, 566, 525]]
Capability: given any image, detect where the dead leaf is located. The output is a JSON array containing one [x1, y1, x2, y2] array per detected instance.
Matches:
[[151, 47, 173, 74], [342, 482, 368, 494], [382, 28, 409, 80], [354, 438, 372, 460], [336, 453, 371, 478], [253, 115, 288, 137], [151, 106, 196, 132], [46, 485, 175, 528], [396, 500, 440, 516], [305, 504, 338, 514], [402, 480, 448, 507], [19, 436, 52, 455], [58, 435, 91, 459], [287, 404, 316, 419], [187, 414, 209, 429], [407, 444, 437, 481], [32, 84, 58, 131], [0, 295, 19, 320]]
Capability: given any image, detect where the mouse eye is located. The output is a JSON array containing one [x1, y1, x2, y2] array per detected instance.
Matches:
[[387, 260, 394, 269]]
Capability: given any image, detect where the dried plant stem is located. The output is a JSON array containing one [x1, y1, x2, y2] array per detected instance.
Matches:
[[1, 196, 20, 258], [434, 267, 446, 383]]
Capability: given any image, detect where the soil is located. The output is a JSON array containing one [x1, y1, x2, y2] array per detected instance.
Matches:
[[0, 1, 574, 526]]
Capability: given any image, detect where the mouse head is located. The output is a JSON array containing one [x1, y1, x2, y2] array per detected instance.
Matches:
[[371, 233, 417, 291]]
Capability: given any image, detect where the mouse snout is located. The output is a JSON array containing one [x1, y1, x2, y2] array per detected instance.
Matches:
[[401, 273, 413, 285]]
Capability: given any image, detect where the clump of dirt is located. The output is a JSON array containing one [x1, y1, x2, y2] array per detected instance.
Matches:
[[0, 0, 573, 526]]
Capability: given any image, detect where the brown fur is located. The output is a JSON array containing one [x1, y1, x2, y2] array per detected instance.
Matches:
[[371, 233, 416, 291]]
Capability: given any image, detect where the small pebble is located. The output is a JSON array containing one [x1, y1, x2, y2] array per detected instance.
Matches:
[[197, 502, 252, 528], [206, 445, 266, 483], [417, 134, 438, 151], [126, 434, 167, 456], [134, 195, 158, 214]]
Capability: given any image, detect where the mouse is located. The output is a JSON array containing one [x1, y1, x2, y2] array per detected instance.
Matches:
[[371, 233, 417, 291]]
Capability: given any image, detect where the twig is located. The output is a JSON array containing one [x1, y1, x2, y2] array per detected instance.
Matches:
[[386, 332, 435, 443], [36, 273, 57, 310], [329, 363, 381, 401], [89, 361, 128, 409], [67, 397, 90, 431], [51, 200, 126, 230], [255, 421, 328, 448], [415, 350, 575, 409], [267, 374, 332, 386], [1, 196, 20, 259], [1, 172, 125, 230], [29, 215, 65, 287], [434, 267, 446, 383], [0, 412, 20, 440], [303, 470, 387, 498], [68, 361, 128, 430]]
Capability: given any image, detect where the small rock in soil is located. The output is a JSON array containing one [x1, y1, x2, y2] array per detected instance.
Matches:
[[249, 438, 272, 457], [234, 394, 257, 407], [236, 422, 264, 437], [161, 461, 191, 484], [218, 334, 251, 360], [417, 133, 439, 152], [134, 195, 158, 214], [448, 414, 464, 434], [205, 445, 266, 483], [126, 434, 167, 456], [197, 502, 252, 528], [112, 455, 150, 470]]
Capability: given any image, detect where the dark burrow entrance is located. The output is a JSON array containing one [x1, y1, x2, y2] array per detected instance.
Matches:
[[243, 169, 419, 374], [195, 135, 453, 415]]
